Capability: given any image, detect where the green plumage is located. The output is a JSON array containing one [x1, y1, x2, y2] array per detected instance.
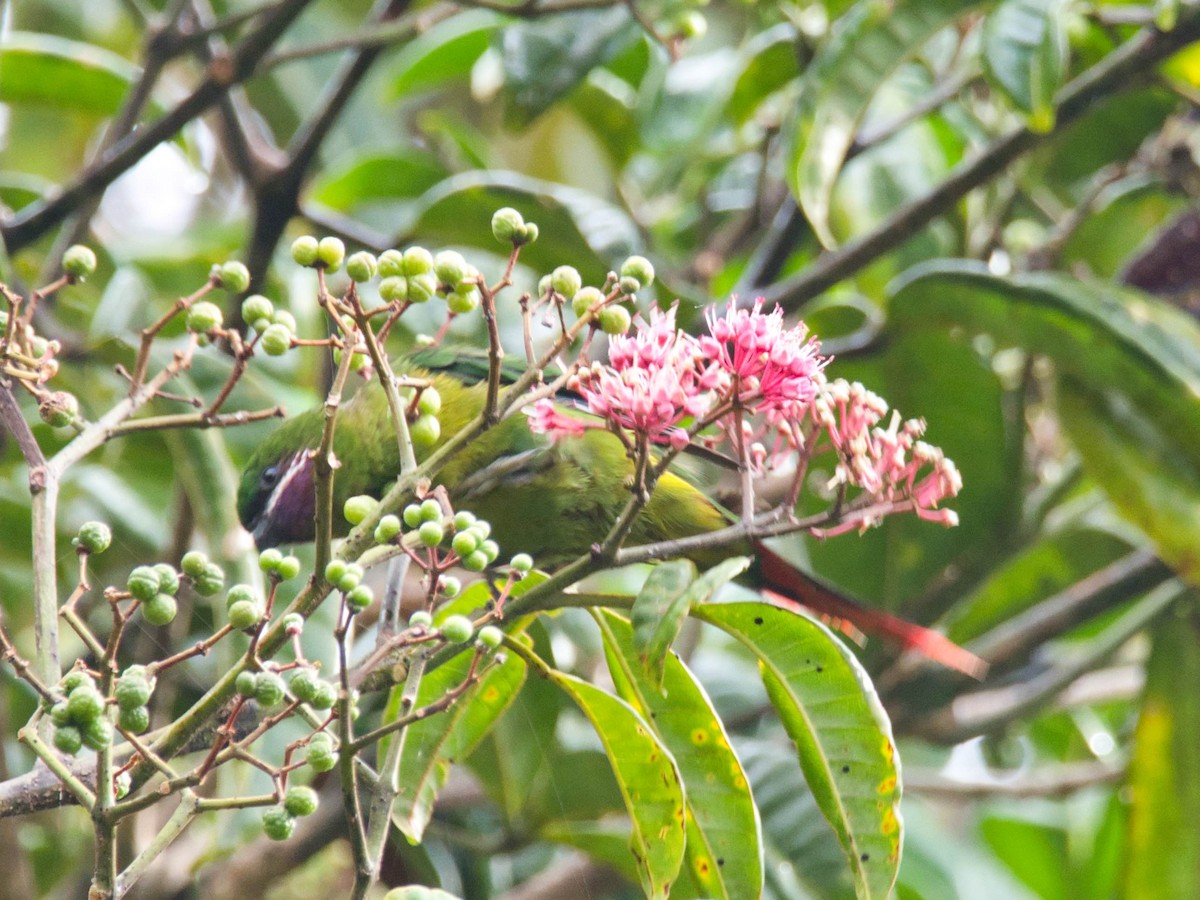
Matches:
[[236, 353, 728, 562]]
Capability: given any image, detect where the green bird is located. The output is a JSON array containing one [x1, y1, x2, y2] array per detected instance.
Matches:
[[237, 349, 984, 676]]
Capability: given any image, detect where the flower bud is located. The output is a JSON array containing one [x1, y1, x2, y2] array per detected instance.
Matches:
[[434, 250, 470, 287], [344, 494, 378, 525], [462, 550, 489, 572], [61, 670, 95, 694], [346, 584, 374, 613], [478, 625, 503, 650], [374, 515, 401, 544], [39, 392, 78, 428], [418, 520, 444, 548], [420, 498, 443, 522], [283, 612, 304, 634], [291, 236, 319, 266], [440, 575, 462, 598], [219, 261, 251, 294], [517, 221, 539, 244], [551, 265, 582, 299], [409, 610, 433, 629], [117, 704, 150, 733], [284, 785, 320, 817], [446, 288, 481, 315], [289, 669, 319, 703], [67, 686, 105, 723], [115, 673, 152, 709], [82, 717, 114, 751], [272, 309, 297, 332], [242, 294, 274, 325], [258, 548, 283, 574], [316, 237, 345, 272], [262, 806, 296, 841], [403, 246, 435, 275], [277, 555, 302, 581], [62, 245, 97, 280], [538, 274, 553, 297], [346, 251, 378, 282], [452, 530, 479, 557], [127, 566, 161, 602], [53, 725, 83, 755], [142, 593, 178, 626], [407, 272, 438, 304], [618, 275, 641, 295], [510, 553, 533, 573], [492, 207, 526, 243], [308, 680, 336, 710], [74, 522, 112, 555], [228, 599, 263, 630], [378, 249, 405, 278], [195, 562, 225, 597], [235, 671, 258, 697], [598, 304, 632, 335], [620, 255, 655, 288], [186, 301, 224, 334], [572, 286, 605, 317], [181, 550, 208, 578], [225, 583, 258, 610], [441, 614, 474, 644], [379, 276, 408, 302], [255, 672, 285, 708], [673, 10, 707, 39]]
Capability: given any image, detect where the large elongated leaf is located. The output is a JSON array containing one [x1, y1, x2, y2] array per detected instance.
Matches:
[[694, 602, 902, 899], [597, 610, 763, 900], [982, 0, 1068, 131], [0, 32, 139, 114], [523, 650, 686, 899], [396, 170, 641, 286], [789, 0, 982, 247], [1124, 605, 1200, 900], [392, 647, 527, 842], [890, 262, 1200, 579], [388, 10, 502, 98]]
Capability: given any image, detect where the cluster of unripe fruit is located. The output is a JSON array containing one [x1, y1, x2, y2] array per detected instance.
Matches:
[[262, 783, 322, 841], [48, 665, 154, 756]]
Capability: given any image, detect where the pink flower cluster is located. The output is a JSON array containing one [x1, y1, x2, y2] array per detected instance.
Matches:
[[814, 379, 962, 533]]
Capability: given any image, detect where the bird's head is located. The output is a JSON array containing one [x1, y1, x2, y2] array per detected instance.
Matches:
[[237, 416, 321, 548]]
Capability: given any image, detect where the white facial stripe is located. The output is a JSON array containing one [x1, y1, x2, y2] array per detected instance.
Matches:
[[263, 452, 310, 521]]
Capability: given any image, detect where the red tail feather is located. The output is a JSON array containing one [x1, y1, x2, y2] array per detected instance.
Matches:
[[754, 542, 987, 679]]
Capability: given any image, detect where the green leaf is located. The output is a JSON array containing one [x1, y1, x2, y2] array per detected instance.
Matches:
[[631, 560, 696, 687], [1123, 606, 1200, 899], [391, 646, 527, 843], [693, 601, 902, 899], [520, 648, 686, 899], [500, 8, 640, 126], [0, 32, 138, 115], [982, 0, 1068, 131], [539, 819, 643, 883], [980, 815, 1069, 900], [388, 10, 502, 97], [597, 610, 763, 900], [309, 150, 448, 212], [397, 170, 642, 286], [382, 887, 464, 900], [727, 23, 802, 125], [890, 262, 1200, 579], [789, 0, 982, 247]]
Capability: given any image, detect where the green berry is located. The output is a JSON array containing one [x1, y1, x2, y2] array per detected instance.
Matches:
[[262, 806, 296, 841], [225, 583, 257, 610], [510, 553, 533, 573], [308, 680, 336, 710], [82, 717, 114, 751], [374, 515, 401, 544], [434, 250, 469, 287], [219, 261, 251, 293], [441, 615, 474, 644], [255, 672, 285, 708], [572, 286, 605, 317], [418, 521, 444, 548], [324, 560, 348, 583], [538, 274, 553, 296], [674, 9, 707, 39], [54, 725, 83, 755], [336, 570, 361, 593], [378, 249, 405, 278], [344, 494, 378, 526], [228, 600, 262, 630], [409, 610, 433, 629], [316, 236, 345, 271], [235, 671, 258, 697], [258, 548, 283, 574], [403, 246, 434, 276], [75, 522, 112, 555], [186, 301, 224, 334], [307, 746, 337, 773], [410, 414, 440, 449], [469, 520, 491, 540], [277, 555, 301, 581], [480, 539, 500, 563], [346, 584, 374, 613], [63, 245, 97, 280], [551, 265, 582, 299], [127, 566, 161, 602], [115, 674, 152, 709], [118, 704, 150, 733], [38, 391, 78, 428], [618, 275, 641, 295], [518, 221, 538, 244], [452, 530, 479, 557], [289, 669, 319, 703], [619, 255, 655, 288], [50, 701, 71, 726], [195, 562, 225, 597], [259, 323, 292, 357], [153, 564, 180, 596], [251, 317, 272, 333], [440, 576, 461, 599], [403, 504, 423, 528], [453, 511, 476, 531], [478, 626, 503, 650], [283, 613, 304, 633], [346, 251, 378, 282], [242, 294, 274, 325], [598, 304, 632, 335], [284, 785, 319, 817], [446, 288, 480, 315], [379, 275, 407, 302], [407, 272, 437, 304], [272, 309, 297, 332], [417, 387, 441, 416], [294, 235, 320, 267], [309, 731, 334, 751], [181, 551, 208, 578], [420, 498, 442, 522], [462, 550, 489, 572], [67, 686, 105, 724], [143, 593, 178, 626], [491, 207, 525, 243]]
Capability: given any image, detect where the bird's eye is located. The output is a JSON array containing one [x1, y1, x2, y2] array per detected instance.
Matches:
[[260, 465, 280, 490]]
